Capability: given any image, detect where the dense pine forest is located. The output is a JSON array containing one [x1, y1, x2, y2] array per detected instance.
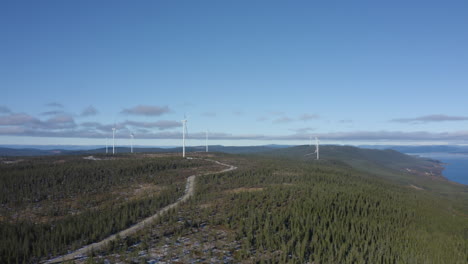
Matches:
[[1, 148, 468, 263], [0, 154, 222, 263], [100, 153, 468, 263], [194, 158, 468, 263]]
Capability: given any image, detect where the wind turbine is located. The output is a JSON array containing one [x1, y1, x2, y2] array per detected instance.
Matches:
[[315, 136, 320, 160], [112, 127, 116, 155], [106, 137, 108, 154], [130, 133, 134, 153], [181, 116, 188, 158], [205, 129, 209, 152], [305, 136, 320, 160]]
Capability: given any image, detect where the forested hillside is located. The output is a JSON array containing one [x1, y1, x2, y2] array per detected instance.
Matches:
[[264, 145, 441, 173], [89, 153, 468, 263], [1, 148, 468, 263], [0, 154, 223, 263]]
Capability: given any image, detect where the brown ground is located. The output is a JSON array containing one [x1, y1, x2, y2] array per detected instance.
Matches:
[[409, 184, 424, 191], [225, 187, 264, 194]]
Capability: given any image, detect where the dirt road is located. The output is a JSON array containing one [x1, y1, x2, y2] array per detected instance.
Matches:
[[44, 158, 237, 263]]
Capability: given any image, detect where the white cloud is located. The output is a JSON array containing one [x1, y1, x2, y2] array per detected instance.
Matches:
[[124, 120, 181, 130], [391, 114, 468, 123], [41, 110, 64, 116], [121, 105, 171, 116]]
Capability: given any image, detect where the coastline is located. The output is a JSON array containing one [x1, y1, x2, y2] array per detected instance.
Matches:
[[410, 152, 468, 186]]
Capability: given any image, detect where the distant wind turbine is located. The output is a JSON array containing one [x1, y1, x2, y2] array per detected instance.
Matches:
[[130, 133, 134, 153], [181, 116, 188, 158], [315, 136, 320, 160], [106, 137, 108, 154], [112, 127, 116, 155], [206, 130, 209, 152], [305, 136, 320, 160]]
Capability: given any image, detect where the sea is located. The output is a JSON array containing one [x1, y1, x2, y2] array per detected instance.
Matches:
[[410, 153, 468, 185]]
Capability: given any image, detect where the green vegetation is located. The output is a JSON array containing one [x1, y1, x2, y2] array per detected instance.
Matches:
[[106, 152, 468, 263], [1, 147, 468, 263], [263, 145, 443, 177], [0, 154, 216, 264], [195, 158, 468, 263]]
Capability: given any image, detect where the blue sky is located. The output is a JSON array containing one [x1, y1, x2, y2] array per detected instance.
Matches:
[[1, 0, 468, 146]]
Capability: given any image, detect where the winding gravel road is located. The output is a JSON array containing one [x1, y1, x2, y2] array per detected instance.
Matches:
[[44, 158, 237, 264]]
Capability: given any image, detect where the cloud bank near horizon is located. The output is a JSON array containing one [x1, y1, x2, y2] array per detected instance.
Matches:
[[0, 115, 467, 143], [0, 105, 467, 143], [391, 114, 468, 123]]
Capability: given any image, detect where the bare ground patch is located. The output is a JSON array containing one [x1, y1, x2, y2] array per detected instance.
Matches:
[[273, 171, 299, 177], [226, 187, 264, 194], [1, 159, 24, 164], [199, 202, 214, 209], [131, 183, 165, 198], [409, 184, 424, 191]]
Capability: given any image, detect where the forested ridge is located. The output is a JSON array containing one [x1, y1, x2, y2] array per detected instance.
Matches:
[[193, 158, 468, 263], [0, 155, 205, 204], [100, 155, 468, 263], [1, 150, 468, 263], [0, 154, 218, 263]]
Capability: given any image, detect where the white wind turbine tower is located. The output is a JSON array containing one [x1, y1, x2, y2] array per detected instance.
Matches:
[[112, 127, 116, 155], [130, 133, 134, 153], [205, 129, 209, 152], [315, 136, 320, 160], [305, 136, 320, 160], [106, 137, 108, 154], [181, 117, 188, 158]]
